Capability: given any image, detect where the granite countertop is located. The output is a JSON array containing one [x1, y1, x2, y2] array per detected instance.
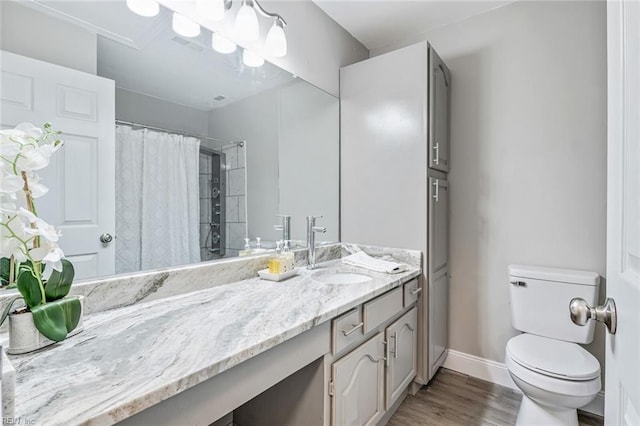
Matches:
[[8, 258, 420, 426]]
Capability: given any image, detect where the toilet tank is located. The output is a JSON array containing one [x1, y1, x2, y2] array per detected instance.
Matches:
[[508, 264, 600, 344]]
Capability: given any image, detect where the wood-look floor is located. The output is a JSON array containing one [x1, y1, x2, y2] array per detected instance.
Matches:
[[388, 369, 604, 426]]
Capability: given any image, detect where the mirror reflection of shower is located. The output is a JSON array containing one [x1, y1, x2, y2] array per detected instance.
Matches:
[[199, 148, 225, 260]]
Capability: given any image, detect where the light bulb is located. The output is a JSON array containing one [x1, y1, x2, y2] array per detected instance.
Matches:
[[212, 33, 237, 54], [242, 49, 264, 67], [235, 2, 259, 41], [126, 0, 159, 17], [196, 0, 225, 21], [172, 12, 200, 38], [265, 20, 287, 57]]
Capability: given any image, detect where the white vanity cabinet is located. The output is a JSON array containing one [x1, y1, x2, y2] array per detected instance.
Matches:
[[331, 333, 387, 426], [330, 283, 419, 426], [385, 308, 418, 409]]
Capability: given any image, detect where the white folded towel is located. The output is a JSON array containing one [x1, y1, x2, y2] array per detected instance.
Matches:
[[341, 252, 408, 274]]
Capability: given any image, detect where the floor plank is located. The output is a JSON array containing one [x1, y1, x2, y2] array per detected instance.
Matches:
[[387, 369, 604, 426]]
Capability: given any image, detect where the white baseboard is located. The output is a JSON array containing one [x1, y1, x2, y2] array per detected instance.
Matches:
[[441, 349, 604, 418]]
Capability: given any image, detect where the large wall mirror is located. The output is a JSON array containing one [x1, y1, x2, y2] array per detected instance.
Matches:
[[0, 1, 339, 282]]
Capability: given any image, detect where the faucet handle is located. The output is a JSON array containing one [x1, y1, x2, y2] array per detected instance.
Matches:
[[276, 214, 291, 218], [312, 226, 327, 233]]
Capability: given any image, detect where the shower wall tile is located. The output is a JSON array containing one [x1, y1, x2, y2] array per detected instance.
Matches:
[[223, 146, 238, 170], [226, 196, 239, 222], [228, 222, 246, 250], [238, 195, 246, 223], [228, 169, 245, 196], [199, 198, 211, 223], [199, 176, 210, 197], [200, 224, 210, 247], [199, 154, 210, 174], [237, 146, 245, 168]]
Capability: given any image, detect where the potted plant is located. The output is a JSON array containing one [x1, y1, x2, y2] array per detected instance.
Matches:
[[0, 123, 83, 354]]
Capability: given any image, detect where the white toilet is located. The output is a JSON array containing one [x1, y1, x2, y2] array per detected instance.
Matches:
[[506, 264, 601, 425]]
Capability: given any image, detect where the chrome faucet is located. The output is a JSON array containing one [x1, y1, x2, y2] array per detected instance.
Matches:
[[306, 216, 326, 269], [273, 214, 291, 242]]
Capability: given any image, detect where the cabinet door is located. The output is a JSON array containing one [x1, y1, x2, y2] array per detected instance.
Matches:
[[428, 46, 451, 172], [429, 178, 449, 277], [331, 333, 386, 426], [385, 308, 418, 409]]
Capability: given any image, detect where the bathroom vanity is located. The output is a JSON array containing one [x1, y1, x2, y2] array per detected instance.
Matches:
[[2, 244, 421, 426]]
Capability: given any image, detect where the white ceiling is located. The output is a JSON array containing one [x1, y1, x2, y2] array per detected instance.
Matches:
[[313, 0, 516, 51], [31, 1, 295, 110]]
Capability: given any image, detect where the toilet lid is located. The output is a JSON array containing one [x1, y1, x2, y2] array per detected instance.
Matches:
[[506, 334, 600, 380]]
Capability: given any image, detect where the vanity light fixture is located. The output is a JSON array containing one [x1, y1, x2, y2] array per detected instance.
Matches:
[[212, 33, 237, 54], [126, 0, 159, 17], [265, 18, 287, 57], [172, 12, 201, 38], [196, 0, 225, 21], [242, 49, 264, 67], [235, 0, 260, 41]]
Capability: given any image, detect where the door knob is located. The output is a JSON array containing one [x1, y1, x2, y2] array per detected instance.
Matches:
[[569, 297, 617, 334], [100, 233, 113, 244]]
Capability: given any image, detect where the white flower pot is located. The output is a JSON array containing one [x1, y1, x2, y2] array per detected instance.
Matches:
[[7, 296, 85, 355]]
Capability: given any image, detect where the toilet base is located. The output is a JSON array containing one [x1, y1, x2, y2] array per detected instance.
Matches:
[[516, 395, 579, 426]]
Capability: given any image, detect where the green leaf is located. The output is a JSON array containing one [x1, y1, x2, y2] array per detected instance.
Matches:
[[60, 297, 82, 332], [31, 302, 68, 342], [0, 295, 23, 327], [16, 270, 44, 309], [44, 259, 74, 302], [0, 257, 10, 283]]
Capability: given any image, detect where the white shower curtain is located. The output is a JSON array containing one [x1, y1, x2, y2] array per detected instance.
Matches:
[[115, 125, 201, 273]]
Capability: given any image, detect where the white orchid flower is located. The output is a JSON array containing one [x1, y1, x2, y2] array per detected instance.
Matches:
[[0, 217, 29, 261], [0, 171, 24, 194], [15, 123, 44, 139], [24, 172, 49, 198], [29, 241, 65, 272], [16, 207, 38, 223], [23, 217, 61, 242], [0, 129, 29, 157], [15, 143, 58, 171]]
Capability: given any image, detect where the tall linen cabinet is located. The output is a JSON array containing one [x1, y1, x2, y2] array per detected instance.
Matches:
[[340, 41, 451, 383]]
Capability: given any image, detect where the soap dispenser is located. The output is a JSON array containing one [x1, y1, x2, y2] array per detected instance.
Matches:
[[239, 238, 252, 257], [268, 241, 283, 274], [280, 240, 295, 272]]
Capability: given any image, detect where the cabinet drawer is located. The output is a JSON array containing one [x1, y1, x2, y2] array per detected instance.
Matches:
[[363, 287, 402, 334], [332, 307, 364, 354], [403, 279, 421, 307]]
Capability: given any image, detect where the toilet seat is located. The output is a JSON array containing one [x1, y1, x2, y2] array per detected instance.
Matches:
[[506, 334, 600, 380]]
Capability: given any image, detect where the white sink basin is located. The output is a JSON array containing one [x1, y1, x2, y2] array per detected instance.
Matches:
[[312, 271, 373, 284]]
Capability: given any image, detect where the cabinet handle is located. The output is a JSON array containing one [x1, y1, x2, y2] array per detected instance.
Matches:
[[433, 143, 440, 165], [432, 180, 439, 202], [342, 322, 363, 336], [410, 287, 422, 297], [389, 333, 398, 359]]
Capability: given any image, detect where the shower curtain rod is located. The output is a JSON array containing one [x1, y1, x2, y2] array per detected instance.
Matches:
[[115, 119, 245, 147]]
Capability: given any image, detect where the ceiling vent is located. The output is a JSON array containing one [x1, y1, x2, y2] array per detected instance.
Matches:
[[171, 36, 203, 52]]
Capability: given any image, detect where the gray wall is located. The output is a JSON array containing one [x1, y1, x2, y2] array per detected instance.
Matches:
[[208, 81, 339, 244], [209, 88, 280, 243], [0, 1, 97, 74], [375, 1, 607, 375], [114, 88, 209, 136]]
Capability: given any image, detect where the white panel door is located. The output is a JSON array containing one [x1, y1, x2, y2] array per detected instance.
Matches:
[[331, 333, 386, 426], [604, 1, 640, 424], [0, 51, 115, 279], [385, 307, 417, 409]]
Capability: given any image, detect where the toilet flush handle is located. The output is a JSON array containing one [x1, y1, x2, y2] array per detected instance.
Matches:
[[569, 298, 617, 334]]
